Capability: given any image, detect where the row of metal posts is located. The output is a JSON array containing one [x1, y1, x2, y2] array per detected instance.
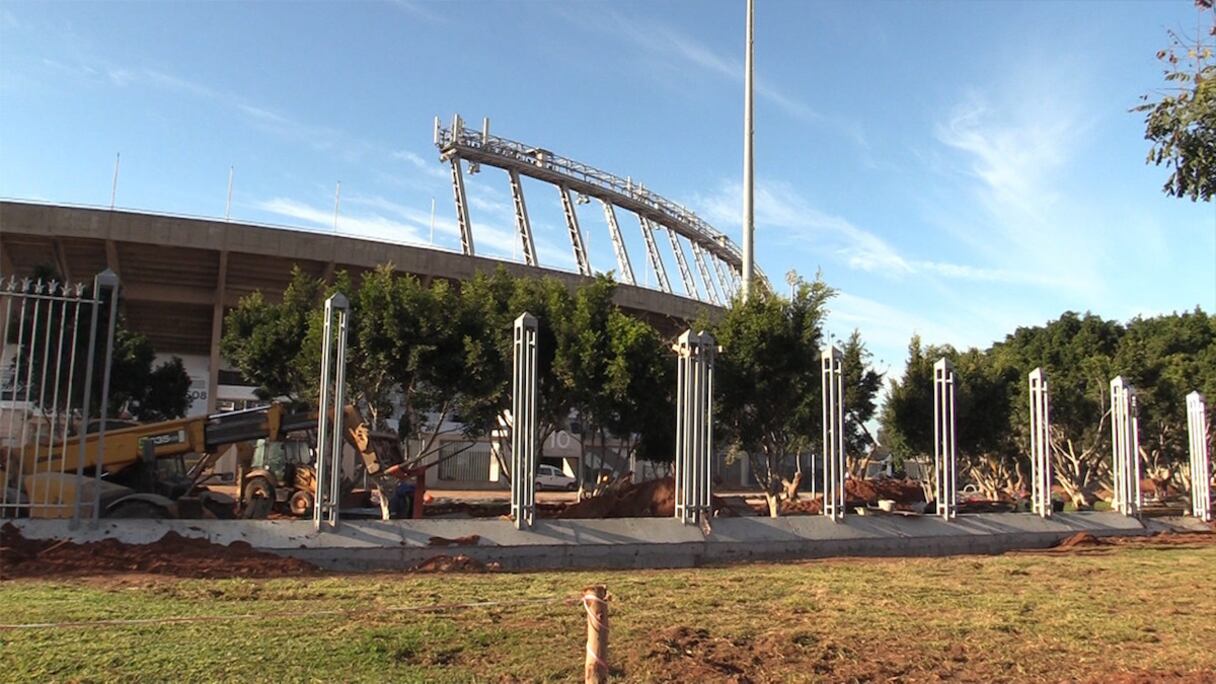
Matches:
[[2, 278, 1208, 529], [185, 288, 1216, 529]]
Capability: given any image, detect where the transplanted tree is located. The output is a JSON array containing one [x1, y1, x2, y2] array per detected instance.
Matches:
[[713, 275, 835, 517], [882, 339, 1022, 503], [1136, 1, 1216, 201], [1113, 309, 1216, 495], [989, 313, 1123, 507], [839, 330, 884, 477], [221, 266, 323, 402]]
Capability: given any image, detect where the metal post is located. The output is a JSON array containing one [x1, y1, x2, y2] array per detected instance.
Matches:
[[933, 358, 957, 520], [673, 330, 715, 524], [314, 293, 349, 530], [1028, 368, 1053, 518], [1186, 391, 1211, 522], [1109, 376, 1140, 517], [511, 313, 538, 529], [225, 166, 234, 220], [741, 0, 755, 301], [821, 346, 845, 521], [87, 267, 119, 520]]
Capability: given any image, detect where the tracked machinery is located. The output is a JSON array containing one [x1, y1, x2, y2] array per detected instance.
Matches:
[[4, 403, 424, 520]]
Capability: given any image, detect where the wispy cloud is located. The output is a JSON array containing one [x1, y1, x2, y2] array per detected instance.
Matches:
[[926, 68, 1104, 298], [696, 179, 1067, 287], [553, 4, 853, 138], [256, 193, 579, 272], [393, 150, 449, 180]]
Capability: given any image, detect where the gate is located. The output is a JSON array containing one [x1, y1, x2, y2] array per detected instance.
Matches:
[[0, 270, 119, 525]]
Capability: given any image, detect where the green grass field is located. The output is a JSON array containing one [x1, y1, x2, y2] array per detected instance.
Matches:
[[2, 543, 1214, 683]]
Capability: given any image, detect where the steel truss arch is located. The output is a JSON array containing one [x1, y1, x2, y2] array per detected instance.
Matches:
[[435, 114, 765, 304]]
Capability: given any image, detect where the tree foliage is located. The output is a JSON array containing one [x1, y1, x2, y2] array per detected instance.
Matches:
[[883, 309, 1214, 507], [711, 275, 836, 515], [221, 265, 677, 477], [1136, 1, 1216, 201]]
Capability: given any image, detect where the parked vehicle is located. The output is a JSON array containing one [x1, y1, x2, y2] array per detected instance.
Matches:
[[535, 464, 577, 491]]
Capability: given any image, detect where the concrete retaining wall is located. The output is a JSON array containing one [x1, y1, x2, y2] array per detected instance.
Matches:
[[11, 512, 1174, 572]]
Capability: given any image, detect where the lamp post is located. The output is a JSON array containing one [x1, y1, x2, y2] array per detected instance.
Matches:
[[741, 0, 755, 302]]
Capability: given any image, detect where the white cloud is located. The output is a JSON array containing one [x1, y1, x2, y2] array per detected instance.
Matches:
[[695, 179, 1061, 286], [255, 194, 579, 272], [392, 150, 449, 181], [256, 196, 434, 247]]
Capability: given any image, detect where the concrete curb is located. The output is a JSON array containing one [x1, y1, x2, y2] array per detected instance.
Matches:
[[10, 511, 1195, 572]]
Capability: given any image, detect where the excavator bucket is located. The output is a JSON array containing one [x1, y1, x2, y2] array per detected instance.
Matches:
[[342, 406, 405, 477]]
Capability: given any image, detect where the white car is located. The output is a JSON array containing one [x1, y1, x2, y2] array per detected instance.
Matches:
[[535, 464, 578, 491]]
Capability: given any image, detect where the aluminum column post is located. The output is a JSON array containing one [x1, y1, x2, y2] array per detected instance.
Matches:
[[821, 345, 845, 521], [313, 293, 350, 530], [511, 313, 539, 529], [1186, 391, 1212, 522], [933, 358, 957, 520], [1028, 368, 1053, 518], [674, 330, 716, 525], [1109, 376, 1141, 517]]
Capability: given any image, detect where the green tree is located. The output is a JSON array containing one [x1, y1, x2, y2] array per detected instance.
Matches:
[[1114, 309, 1216, 493], [713, 275, 835, 516], [221, 266, 323, 401], [1135, 1, 1216, 201], [991, 313, 1123, 507], [839, 329, 884, 477]]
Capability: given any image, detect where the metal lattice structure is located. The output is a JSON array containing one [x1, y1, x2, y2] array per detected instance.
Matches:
[[674, 330, 716, 525], [314, 293, 350, 530], [511, 312, 538, 529], [933, 358, 958, 520], [1185, 391, 1211, 522], [821, 345, 845, 521], [1109, 376, 1142, 517], [1028, 368, 1053, 518], [435, 115, 764, 303]]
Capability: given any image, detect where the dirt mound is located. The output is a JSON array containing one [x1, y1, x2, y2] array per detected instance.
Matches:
[[846, 478, 925, 505], [411, 554, 499, 573], [765, 479, 925, 516], [0, 523, 316, 579], [558, 477, 678, 519], [1055, 532, 1105, 549], [644, 626, 761, 683]]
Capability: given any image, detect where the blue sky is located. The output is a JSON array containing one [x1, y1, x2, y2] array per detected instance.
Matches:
[[1, 0, 1213, 379]]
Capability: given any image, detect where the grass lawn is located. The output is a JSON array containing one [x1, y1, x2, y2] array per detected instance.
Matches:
[[1, 543, 1213, 683]]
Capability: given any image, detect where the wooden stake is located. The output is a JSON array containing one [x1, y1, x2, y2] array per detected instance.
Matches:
[[582, 584, 608, 683]]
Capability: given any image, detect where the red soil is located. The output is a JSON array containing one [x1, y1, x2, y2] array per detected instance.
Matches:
[[0, 523, 316, 579]]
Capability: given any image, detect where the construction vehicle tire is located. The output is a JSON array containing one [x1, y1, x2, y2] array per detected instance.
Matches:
[[288, 490, 314, 517], [107, 500, 170, 519], [242, 476, 275, 519]]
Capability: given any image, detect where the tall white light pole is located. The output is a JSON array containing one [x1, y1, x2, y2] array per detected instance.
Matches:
[[741, 0, 755, 301]]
